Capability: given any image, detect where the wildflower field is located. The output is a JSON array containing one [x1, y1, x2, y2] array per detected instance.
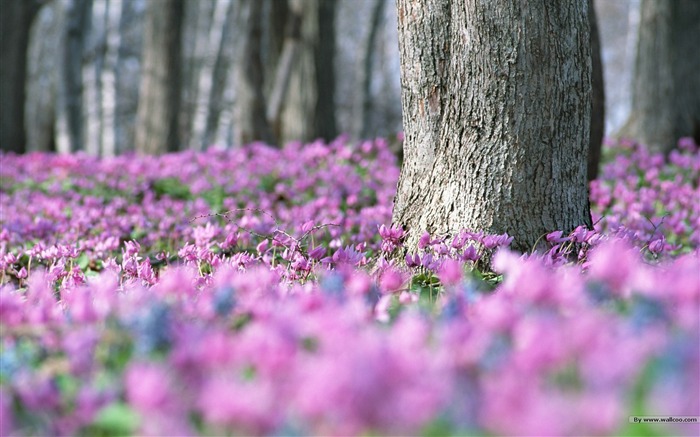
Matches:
[[1, 137, 699, 436]]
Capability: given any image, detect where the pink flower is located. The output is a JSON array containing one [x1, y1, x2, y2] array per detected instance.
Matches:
[[438, 259, 463, 286], [125, 362, 177, 414]]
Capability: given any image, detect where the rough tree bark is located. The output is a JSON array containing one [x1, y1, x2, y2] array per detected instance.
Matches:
[[135, 0, 185, 155], [588, 0, 605, 182], [619, 0, 700, 153], [392, 0, 593, 254], [0, 0, 44, 153]]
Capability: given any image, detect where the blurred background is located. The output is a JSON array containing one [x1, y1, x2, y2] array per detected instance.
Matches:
[[0, 0, 644, 156]]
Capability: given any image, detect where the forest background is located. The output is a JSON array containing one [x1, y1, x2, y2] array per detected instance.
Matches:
[[2, 0, 646, 156]]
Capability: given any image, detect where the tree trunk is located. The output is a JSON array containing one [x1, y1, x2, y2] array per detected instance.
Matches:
[[25, 1, 63, 152], [313, 0, 337, 142], [135, 0, 185, 155], [619, 0, 700, 153], [234, 0, 275, 145], [113, 0, 144, 154], [0, 0, 43, 153], [189, 0, 231, 150], [392, 0, 592, 254], [203, 0, 238, 148], [57, 0, 93, 153], [278, 0, 337, 144], [353, 0, 386, 140], [588, 0, 605, 182]]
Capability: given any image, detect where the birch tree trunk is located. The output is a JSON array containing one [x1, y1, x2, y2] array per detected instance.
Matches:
[[619, 0, 700, 153], [135, 0, 185, 154], [392, 0, 593, 254], [0, 0, 44, 153]]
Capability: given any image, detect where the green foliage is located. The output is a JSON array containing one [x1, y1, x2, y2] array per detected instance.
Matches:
[[151, 177, 191, 200], [82, 403, 140, 437]]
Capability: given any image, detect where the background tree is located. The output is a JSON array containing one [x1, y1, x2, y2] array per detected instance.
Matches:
[[619, 0, 700, 153], [588, 0, 605, 182], [0, 0, 45, 153], [392, 0, 593, 254], [135, 0, 185, 154], [353, 0, 386, 140]]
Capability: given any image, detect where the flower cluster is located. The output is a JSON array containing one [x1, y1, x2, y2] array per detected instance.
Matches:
[[0, 137, 698, 436]]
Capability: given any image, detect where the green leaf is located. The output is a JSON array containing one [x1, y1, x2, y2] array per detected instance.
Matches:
[[77, 252, 90, 271], [85, 402, 140, 437]]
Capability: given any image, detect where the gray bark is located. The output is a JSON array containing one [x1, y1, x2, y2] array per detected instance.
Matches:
[[189, 0, 231, 150], [392, 0, 593, 254], [135, 0, 185, 154], [0, 0, 44, 153], [234, 0, 275, 145], [313, 0, 337, 141], [60, 0, 93, 152], [353, 0, 386, 140], [203, 0, 239, 148], [114, 0, 144, 154], [25, 1, 64, 152], [279, 0, 337, 144], [588, 0, 605, 181], [619, 0, 700, 152]]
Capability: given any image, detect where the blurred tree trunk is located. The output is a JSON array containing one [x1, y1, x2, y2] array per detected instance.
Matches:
[[135, 0, 185, 154], [190, 0, 231, 150], [392, 0, 592, 254], [234, 0, 275, 145], [313, 0, 337, 141], [203, 0, 238, 148], [25, 1, 64, 152], [114, 0, 144, 154], [619, 0, 700, 153], [181, 0, 216, 148], [0, 0, 44, 153], [279, 0, 337, 144], [588, 0, 605, 181], [98, 0, 122, 157], [57, 0, 93, 153], [353, 0, 385, 140], [83, 0, 107, 156]]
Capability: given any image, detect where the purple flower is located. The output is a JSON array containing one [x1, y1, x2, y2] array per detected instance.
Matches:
[[438, 259, 463, 286]]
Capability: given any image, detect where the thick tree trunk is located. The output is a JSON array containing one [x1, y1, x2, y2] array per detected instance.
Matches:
[[588, 0, 605, 182], [392, 0, 592, 254], [0, 0, 43, 153], [135, 0, 185, 155], [619, 0, 700, 153]]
